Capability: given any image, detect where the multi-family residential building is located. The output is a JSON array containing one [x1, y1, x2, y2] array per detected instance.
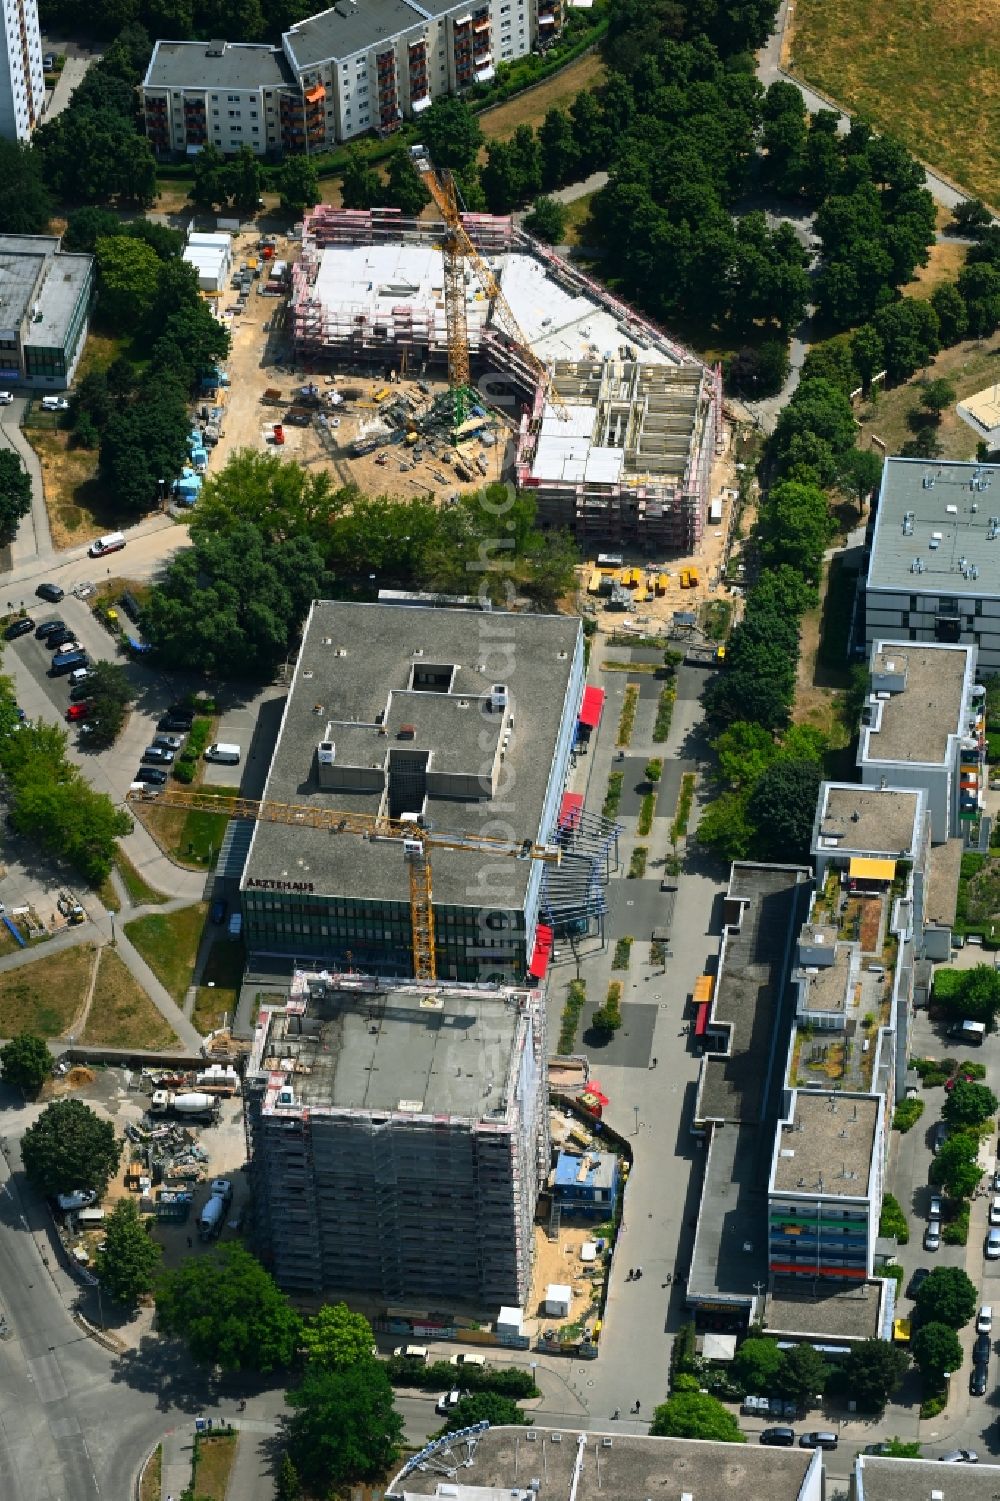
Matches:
[[0, 0, 43, 143], [857, 639, 983, 842], [865, 457, 1000, 670], [0, 234, 93, 390], [142, 0, 559, 156]]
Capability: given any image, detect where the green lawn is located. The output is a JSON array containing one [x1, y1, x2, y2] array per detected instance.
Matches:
[[193, 937, 245, 1035], [142, 787, 239, 869], [0, 945, 95, 1037], [790, 0, 1000, 204], [124, 905, 208, 1003], [115, 848, 168, 907]]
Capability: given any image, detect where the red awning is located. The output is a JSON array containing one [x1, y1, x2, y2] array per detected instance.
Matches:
[[528, 923, 554, 979], [694, 1002, 710, 1037], [559, 791, 584, 830], [578, 685, 605, 730]]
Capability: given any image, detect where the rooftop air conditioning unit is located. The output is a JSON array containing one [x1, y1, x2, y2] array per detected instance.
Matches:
[[490, 682, 508, 713], [318, 741, 335, 765]]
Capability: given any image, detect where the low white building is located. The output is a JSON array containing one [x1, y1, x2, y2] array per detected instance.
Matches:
[[183, 230, 232, 292]]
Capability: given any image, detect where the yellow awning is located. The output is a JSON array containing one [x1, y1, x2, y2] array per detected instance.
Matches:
[[849, 856, 896, 881]]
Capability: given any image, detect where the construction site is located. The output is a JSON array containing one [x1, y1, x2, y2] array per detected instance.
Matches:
[[244, 970, 550, 1311], [289, 196, 722, 554]]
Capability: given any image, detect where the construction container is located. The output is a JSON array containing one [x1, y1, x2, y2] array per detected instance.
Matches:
[[656, 573, 668, 595], [688, 566, 700, 586], [679, 569, 691, 589], [373, 387, 390, 403], [588, 571, 602, 594], [693, 974, 714, 1005]]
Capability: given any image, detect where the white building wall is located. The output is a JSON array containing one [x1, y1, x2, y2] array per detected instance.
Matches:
[[0, 0, 43, 142]]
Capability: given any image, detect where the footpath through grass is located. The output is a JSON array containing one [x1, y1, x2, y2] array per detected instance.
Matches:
[[0, 945, 94, 1037], [84, 947, 181, 1051], [790, 0, 1000, 204], [190, 1432, 237, 1501], [125, 904, 208, 1003]]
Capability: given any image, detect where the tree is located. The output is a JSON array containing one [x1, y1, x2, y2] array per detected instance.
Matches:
[[341, 146, 382, 210], [275, 154, 320, 215], [95, 1198, 161, 1305], [942, 1079, 998, 1128], [301, 1303, 376, 1370], [191, 142, 227, 211], [155, 1244, 302, 1370], [760, 80, 807, 196], [276, 1453, 302, 1501], [143, 523, 329, 678], [912, 1321, 963, 1387], [21, 1098, 122, 1197], [731, 1336, 784, 1394], [952, 198, 993, 237], [957, 261, 1000, 337], [955, 964, 1000, 1029], [0, 449, 32, 545], [0, 1032, 51, 1095], [225, 145, 264, 215], [95, 235, 160, 327], [443, 1393, 526, 1431], [930, 283, 969, 346], [0, 139, 51, 234], [82, 659, 134, 749], [481, 140, 523, 214], [772, 378, 858, 484], [800, 335, 858, 396], [776, 1343, 830, 1408], [713, 722, 776, 789], [384, 147, 430, 217], [724, 342, 790, 399], [62, 205, 121, 254], [930, 1132, 983, 1198], [100, 385, 192, 512], [837, 447, 883, 516], [914, 1266, 978, 1329], [880, 1438, 922, 1457], [850, 323, 885, 393], [420, 96, 483, 172], [538, 107, 578, 190], [872, 298, 940, 382], [839, 1338, 909, 1412], [524, 196, 567, 245], [649, 1392, 745, 1442], [35, 105, 156, 206], [695, 789, 754, 861], [747, 759, 823, 862], [757, 478, 833, 582], [286, 1360, 404, 1493]]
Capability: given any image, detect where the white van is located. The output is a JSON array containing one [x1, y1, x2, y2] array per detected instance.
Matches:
[[393, 1345, 429, 1362], [89, 532, 126, 558], [205, 743, 240, 764]]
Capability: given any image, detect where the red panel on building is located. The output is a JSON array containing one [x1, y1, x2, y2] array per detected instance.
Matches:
[[559, 791, 584, 830], [528, 923, 554, 979], [578, 686, 605, 730], [694, 1002, 710, 1037]]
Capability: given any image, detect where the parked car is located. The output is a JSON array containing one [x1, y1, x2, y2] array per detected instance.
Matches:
[[35, 582, 64, 602], [0, 390, 12, 405], [970, 1363, 988, 1397], [152, 734, 184, 752], [798, 1432, 838, 1451], [435, 1390, 462, 1415], [133, 766, 167, 786], [210, 898, 228, 925], [979, 1305, 993, 1335], [141, 745, 175, 765], [45, 627, 75, 649], [40, 396, 69, 411], [907, 1266, 930, 1298], [989, 1195, 1000, 1226], [863, 1443, 895, 1456], [35, 618, 65, 639], [69, 684, 91, 704], [56, 1189, 96, 1212], [158, 713, 192, 732], [985, 1228, 1000, 1260], [66, 703, 89, 722], [932, 1121, 949, 1154], [42, 52, 55, 69], [940, 1449, 979, 1463], [924, 1220, 941, 1252], [759, 1428, 795, 1447], [929, 1193, 943, 1220], [4, 616, 32, 640], [449, 1353, 487, 1369]]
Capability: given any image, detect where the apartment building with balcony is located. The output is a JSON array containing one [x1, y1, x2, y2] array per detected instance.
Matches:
[[142, 0, 548, 156], [142, 40, 297, 157], [0, 0, 43, 143]]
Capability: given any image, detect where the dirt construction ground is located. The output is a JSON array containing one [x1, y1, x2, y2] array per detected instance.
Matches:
[[209, 226, 506, 503]]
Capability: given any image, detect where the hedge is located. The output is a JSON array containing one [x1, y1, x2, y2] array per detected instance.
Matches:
[[557, 978, 587, 1053], [385, 1357, 538, 1396]]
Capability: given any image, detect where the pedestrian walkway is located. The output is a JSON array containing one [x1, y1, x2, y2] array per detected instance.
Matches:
[[0, 403, 51, 566], [160, 1425, 194, 1501]]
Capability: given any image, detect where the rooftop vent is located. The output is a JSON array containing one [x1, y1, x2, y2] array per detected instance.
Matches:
[[318, 740, 335, 765], [397, 723, 416, 739], [206, 38, 227, 55], [397, 1098, 424, 1112], [419, 995, 444, 1011], [489, 682, 508, 713]]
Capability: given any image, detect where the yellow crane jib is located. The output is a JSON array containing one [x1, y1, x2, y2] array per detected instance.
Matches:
[[125, 787, 560, 983], [410, 145, 569, 421]]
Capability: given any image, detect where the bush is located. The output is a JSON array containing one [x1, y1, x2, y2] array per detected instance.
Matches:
[[593, 981, 623, 1036], [893, 1097, 925, 1132], [653, 681, 677, 742], [920, 1393, 947, 1419], [878, 1193, 909, 1245], [628, 847, 648, 878], [612, 937, 633, 970], [617, 685, 638, 746], [637, 791, 656, 835], [881, 1263, 904, 1293], [942, 1204, 970, 1245], [602, 772, 623, 820], [671, 773, 696, 844], [557, 979, 586, 1054], [173, 757, 196, 784]]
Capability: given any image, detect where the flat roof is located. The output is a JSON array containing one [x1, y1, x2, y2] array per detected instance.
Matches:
[[144, 38, 294, 90], [251, 975, 532, 1119], [867, 456, 1000, 598], [244, 601, 580, 909], [856, 1455, 1000, 1500], [795, 941, 852, 1017], [697, 865, 809, 1124], [0, 242, 46, 335], [26, 252, 91, 352], [391, 1426, 818, 1501], [926, 836, 963, 927], [764, 1282, 883, 1341], [860, 641, 971, 766], [957, 384, 1000, 445], [284, 0, 426, 68], [772, 1092, 880, 1195], [815, 783, 921, 859]]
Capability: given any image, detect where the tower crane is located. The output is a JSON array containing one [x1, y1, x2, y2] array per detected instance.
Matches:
[[125, 787, 561, 983], [411, 147, 569, 421]]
